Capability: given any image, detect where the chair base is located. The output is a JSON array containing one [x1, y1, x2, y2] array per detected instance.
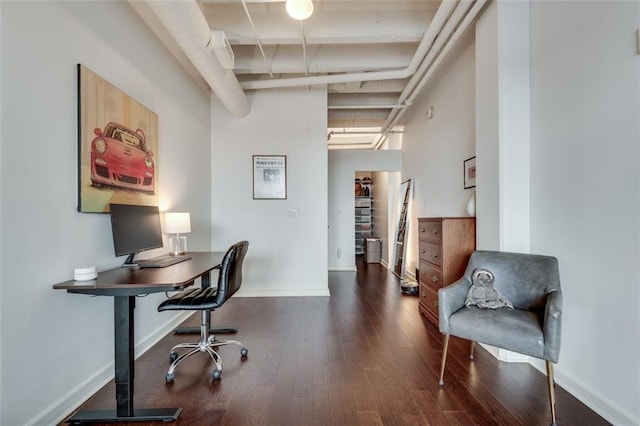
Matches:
[[165, 310, 247, 382], [174, 326, 238, 335]]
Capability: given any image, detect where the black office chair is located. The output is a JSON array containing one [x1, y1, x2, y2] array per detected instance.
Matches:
[[158, 241, 249, 382]]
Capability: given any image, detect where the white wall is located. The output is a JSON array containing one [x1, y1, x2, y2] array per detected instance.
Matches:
[[474, 1, 639, 423], [400, 31, 476, 277], [0, 2, 211, 424], [0, 3, 4, 421], [371, 171, 391, 264], [529, 1, 640, 424], [475, 0, 532, 363], [327, 150, 402, 271], [211, 88, 329, 296], [475, 5, 500, 250], [476, 1, 531, 253]]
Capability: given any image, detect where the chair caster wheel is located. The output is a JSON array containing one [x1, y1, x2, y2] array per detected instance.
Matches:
[[169, 351, 178, 362], [240, 348, 248, 357], [212, 369, 222, 380], [166, 372, 175, 382]]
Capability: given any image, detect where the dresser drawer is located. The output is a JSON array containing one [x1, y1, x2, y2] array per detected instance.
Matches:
[[419, 220, 442, 243], [419, 260, 443, 289], [419, 240, 442, 266], [419, 284, 439, 321]]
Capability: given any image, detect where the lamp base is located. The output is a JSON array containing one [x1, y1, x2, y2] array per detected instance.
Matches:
[[169, 235, 187, 256]]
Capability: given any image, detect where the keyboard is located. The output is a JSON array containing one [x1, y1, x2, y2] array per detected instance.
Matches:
[[136, 254, 192, 268]]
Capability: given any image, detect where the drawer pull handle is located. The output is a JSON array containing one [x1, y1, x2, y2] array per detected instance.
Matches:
[[430, 228, 439, 235], [431, 276, 439, 283], [431, 251, 438, 258], [434, 300, 439, 308], [420, 249, 426, 254]]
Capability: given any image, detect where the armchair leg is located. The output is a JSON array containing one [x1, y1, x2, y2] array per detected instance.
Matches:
[[546, 361, 557, 425], [438, 334, 450, 386], [470, 341, 476, 360]]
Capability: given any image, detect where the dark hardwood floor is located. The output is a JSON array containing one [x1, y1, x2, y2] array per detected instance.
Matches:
[[62, 259, 609, 425]]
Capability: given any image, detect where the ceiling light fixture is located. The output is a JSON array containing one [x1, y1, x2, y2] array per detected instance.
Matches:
[[285, 0, 314, 21]]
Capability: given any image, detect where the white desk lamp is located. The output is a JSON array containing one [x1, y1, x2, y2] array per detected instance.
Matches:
[[164, 212, 191, 256]]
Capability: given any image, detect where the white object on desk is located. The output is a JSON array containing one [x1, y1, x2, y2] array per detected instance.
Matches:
[[74, 266, 97, 281]]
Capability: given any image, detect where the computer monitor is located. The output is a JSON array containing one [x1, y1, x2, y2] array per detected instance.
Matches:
[[109, 203, 163, 266]]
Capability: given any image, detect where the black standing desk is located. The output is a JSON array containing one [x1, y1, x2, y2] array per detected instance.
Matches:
[[53, 251, 224, 424]]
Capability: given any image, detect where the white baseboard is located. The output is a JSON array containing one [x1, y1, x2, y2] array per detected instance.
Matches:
[[481, 345, 638, 425], [31, 312, 192, 426], [479, 343, 528, 362], [529, 359, 639, 425], [328, 265, 357, 272], [405, 269, 416, 281], [30, 361, 114, 426]]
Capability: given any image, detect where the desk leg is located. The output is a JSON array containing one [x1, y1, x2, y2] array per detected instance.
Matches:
[[114, 295, 135, 416], [65, 296, 181, 424]]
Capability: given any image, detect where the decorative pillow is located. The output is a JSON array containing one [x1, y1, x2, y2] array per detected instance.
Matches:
[[465, 268, 514, 309]]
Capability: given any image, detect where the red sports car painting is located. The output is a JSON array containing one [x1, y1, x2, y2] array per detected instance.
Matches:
[[78, 64, 158, 213], [90, 122, 155, 194]]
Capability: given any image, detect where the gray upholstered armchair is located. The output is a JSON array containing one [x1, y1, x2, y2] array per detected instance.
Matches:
[[438, 250, 563, 425]]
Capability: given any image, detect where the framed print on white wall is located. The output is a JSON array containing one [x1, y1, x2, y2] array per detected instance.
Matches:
[[253, 155, 287, 199], [464, 156, 476, 189]]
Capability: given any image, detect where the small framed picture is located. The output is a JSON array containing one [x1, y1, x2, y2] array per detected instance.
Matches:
[[253, 155, 287, 199], [464, 156, 476, 189]]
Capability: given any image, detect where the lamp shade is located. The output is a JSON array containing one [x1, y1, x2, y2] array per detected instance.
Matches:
[[164, 212, 191, 234], [286, 0, 313, 20]]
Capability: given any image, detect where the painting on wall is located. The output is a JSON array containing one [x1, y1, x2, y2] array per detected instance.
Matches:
[[464, 156, 476, 189], [253, 155, 287, 199], [77, 64, 159, 213]]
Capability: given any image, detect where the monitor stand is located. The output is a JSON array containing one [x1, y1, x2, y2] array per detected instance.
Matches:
[[121, 252, 139, 267]]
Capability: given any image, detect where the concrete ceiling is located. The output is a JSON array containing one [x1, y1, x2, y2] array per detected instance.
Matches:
[[129, 0, 486, 149]]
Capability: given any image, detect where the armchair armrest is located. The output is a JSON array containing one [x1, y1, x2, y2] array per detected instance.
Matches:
[[438, 277, 471, 334], [543, 290, 563, 362]]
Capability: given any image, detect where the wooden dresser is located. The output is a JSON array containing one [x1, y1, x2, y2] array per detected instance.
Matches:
[[417, 217, 476, 327]]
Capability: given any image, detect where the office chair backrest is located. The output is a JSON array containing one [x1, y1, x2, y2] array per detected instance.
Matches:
[[215, 240, 249, 305], [463, 250, 561, 311]]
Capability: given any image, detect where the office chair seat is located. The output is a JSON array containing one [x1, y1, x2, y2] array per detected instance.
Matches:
[[160, 287, 222, 310], [158, 241, 249, 382]]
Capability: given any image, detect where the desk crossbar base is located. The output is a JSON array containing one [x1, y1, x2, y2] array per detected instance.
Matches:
[[65, 407, 182, 424], [174, 326, 237, 335]]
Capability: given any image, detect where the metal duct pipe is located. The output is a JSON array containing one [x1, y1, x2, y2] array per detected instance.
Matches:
[[239, 0, 458, 90], [241, 0, 273, 78], [373, 0, 487, 149], [380, 0, 476, 132], [328, 105, 405, 110], [328, 130, 404, 136], [376, 0, 487, 148], [146, 0, 250, 118], [405, 0, 488, 107]]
